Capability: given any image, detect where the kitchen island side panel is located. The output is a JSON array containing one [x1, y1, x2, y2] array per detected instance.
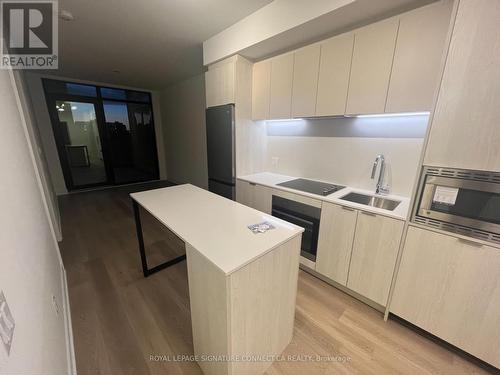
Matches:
[[229, 234, 301, 375], [186, 244, 231, 375], [187, 234, 301, 375]]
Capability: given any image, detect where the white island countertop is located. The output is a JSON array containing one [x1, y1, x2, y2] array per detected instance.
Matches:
[[238, 172, 411, 221], [130, 184, 303, 275]]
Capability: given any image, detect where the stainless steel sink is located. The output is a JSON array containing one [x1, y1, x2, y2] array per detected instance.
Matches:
[[339, 192, 401, 211]]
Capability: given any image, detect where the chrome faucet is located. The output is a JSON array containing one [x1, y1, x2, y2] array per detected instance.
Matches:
[[371, 154, 388, 195]]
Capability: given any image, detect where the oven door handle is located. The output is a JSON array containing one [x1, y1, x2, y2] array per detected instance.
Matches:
[[272, 208, 314, 229]]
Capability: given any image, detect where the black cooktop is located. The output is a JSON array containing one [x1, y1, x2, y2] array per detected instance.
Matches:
[[276, 178, 345, 196]]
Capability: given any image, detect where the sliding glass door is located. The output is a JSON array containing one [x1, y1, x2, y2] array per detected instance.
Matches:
[[103, 101, 158, 184], [44, 79, 159, 191], [54, 100, 108, 187]]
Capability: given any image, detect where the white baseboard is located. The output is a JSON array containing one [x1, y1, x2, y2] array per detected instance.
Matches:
[[61, 265, 77, 375]]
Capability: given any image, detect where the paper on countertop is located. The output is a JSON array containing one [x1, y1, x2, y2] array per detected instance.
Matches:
[[433, 186, 459, 205], [248, 221, 275, 234]]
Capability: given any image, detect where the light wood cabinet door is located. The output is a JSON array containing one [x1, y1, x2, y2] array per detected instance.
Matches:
[[269, 53, 294, 119], [391, 226, 500, 369], [386, 0, 453, 113], [235, 180, 272, 214], [205, 62, 235, 108], [291, 44, 321, 118], [252, 60, 271, 120], [424, 0, 500, 172], [315, 33, 354, 116], [236, 180, 253, 208], [315, 204, 357, 285], [346, 18, 399, 115], [347, 212, 403, 305], [253, 185, 273, 214]]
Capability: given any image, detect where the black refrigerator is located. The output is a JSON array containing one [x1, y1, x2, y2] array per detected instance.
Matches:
[[206, 104, 235, 200]]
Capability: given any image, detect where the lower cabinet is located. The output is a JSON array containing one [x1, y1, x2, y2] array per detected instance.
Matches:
[[316, 203, 357, 285], [235, 180, 272, 214], [315, 203, 404, 306], [236, 179, 253, 207], [390, 226, 500, 369], [253, 184, 273, 214], [347, 212, 404, 306]]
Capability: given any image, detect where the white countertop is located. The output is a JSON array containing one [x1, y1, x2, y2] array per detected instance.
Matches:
[[238, 172, 411, 220], [130, 184, 304, 275]]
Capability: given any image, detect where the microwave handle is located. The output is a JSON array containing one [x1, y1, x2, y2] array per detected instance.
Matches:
[[419, 182, 435, 211]]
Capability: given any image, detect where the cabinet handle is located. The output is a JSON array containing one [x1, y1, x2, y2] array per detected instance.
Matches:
[[249, 182, 256, 186], [341, 206, 355, 212], [457, 238, 484, 248], [361, 211, 377, 217]]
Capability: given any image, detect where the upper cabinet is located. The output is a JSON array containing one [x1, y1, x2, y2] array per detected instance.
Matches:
[[269, 53, 294, 119], [315, 33, 354, 117], [205, 59, 235, 108], [386, 0, 453, 113], [291, 45, 321, 118], [345, 18, 399, 115], [248, 2, 453, 119], [425, 0, 500, 172], [251, 60, 271, 120]]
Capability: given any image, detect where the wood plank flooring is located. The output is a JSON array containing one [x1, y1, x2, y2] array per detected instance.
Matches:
[[59, 182, 496, 375]]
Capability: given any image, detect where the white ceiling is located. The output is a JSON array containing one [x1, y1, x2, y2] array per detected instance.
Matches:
[[44, 0, 272, 90], [44, 0, 434, 91]]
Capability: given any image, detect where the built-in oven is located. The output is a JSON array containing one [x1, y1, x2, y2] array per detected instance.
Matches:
[[271, 195, 321, 262], [414, 167, 500, 244]]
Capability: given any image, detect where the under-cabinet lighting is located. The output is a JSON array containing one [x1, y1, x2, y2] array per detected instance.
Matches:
[[265, 118, 304, 123], [264, 112, 429, 122], [351, 112, 430, 118]]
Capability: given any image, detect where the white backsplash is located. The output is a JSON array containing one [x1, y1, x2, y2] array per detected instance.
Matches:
[[265, 136, 424, 196]]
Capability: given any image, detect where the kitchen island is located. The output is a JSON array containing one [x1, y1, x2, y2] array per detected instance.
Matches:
[[130, 184, 304, 375]]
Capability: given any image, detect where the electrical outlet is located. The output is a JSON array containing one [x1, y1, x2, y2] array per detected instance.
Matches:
[[52, 295, 60, 316], [271, 157, 279, 169], [0, 291, 15, 355]]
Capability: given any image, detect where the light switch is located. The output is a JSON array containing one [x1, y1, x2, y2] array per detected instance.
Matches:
[[0, 291, 15, 355]]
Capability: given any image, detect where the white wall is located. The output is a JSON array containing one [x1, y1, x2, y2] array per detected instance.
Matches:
[[203, 0, 353, 64], [0, 68, 73, 374], [160, 74, 208, 188], [12, 71, 62, 240], [25, 73, 67, 195], [24, 73, 167, 195], [264, 116, 428, 197]]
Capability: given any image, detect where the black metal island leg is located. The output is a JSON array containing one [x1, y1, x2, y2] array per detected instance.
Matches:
[[132, 200, 186, 277]]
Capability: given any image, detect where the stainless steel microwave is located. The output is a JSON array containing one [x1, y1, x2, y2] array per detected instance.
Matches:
[[414, 167, 500, 244]]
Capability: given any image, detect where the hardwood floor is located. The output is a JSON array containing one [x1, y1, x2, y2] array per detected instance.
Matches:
[[59, 182, 495, 375]]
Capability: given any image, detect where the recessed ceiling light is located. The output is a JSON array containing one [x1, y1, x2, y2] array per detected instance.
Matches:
[[60, 10, 74, 21]]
